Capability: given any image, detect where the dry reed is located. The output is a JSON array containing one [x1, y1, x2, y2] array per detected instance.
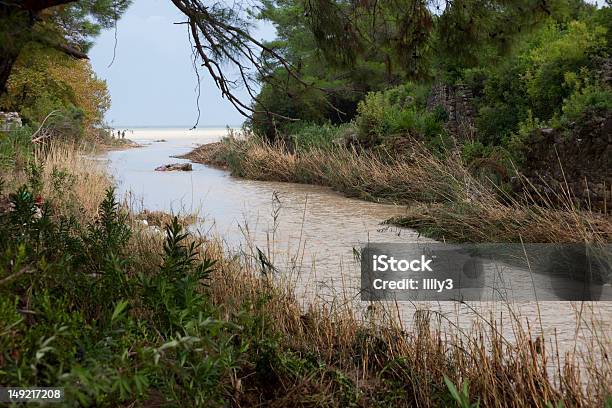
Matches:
[[185, 138, 611, 244]]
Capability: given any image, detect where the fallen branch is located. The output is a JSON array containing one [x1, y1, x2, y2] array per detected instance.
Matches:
[[0, 267, 31, 286], [31, 110, 59, 143]]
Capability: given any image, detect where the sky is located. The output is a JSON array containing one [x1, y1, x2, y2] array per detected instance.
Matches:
[[89, 0, 274, 128]]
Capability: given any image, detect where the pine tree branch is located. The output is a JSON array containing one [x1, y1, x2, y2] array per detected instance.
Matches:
[[52, 42, 89, 59], [20, 0, 76, 12]]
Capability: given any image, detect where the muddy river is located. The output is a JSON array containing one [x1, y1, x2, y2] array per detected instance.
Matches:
[[104, 127, 611, 366]]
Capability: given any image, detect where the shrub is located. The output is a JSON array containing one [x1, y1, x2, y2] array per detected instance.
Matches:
[[0, 185, 237, 406], [383, 82, 431, 110], [286, 121, 353, 152], [473, 19, 608, 144], [355, 83, 443, 145], [561, 82, 612, 123], [474, 60, 530, 144], [504, 110, 547, 164], [523, 21, 607, 120]]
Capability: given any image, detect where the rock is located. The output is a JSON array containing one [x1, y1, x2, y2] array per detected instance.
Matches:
[[0, 112, 22, 131], [343, 131, 360, 148], [155, 163, 192, 172], [426, 83, 476, 142]]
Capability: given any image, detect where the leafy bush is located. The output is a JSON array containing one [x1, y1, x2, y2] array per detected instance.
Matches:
[[523, 21, 607, 120], [0, 186, 238, 406], [561, 82, 612, 123], [286, 121, 353, 152], [355, 83, 443, 145], [473, 59, 530, 144], [139, 217, 215, 333], [383, 82, 431, 110], [472, 19, 608, 145]]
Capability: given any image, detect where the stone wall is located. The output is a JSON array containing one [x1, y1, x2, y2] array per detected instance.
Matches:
[[521, 113, 611, 211], [427, 82, 610, 211], [0, 112, 22, 132], [427, 83, 477, 142]]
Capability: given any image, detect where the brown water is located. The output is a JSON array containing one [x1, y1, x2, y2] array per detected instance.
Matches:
[[104, 128, 611, 368]]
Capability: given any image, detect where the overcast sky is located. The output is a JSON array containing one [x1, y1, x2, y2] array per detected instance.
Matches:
[[89, 0, 274, 128]]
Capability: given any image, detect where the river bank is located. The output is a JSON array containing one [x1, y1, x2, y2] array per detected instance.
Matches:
[[109, 130, 611, 402], [182, 137, 612, 245], [1, 132, 610, 406]]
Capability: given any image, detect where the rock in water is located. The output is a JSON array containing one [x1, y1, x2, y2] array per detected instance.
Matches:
[[155, 163, 193, 172]]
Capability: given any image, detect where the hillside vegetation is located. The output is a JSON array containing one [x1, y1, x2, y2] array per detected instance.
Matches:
[[185, 1, 612, 242]]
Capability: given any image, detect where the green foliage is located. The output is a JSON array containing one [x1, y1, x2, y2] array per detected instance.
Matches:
[[286, 121, 353, 152], [251, 76, 331, 139], [0, 186, 237, 406], [52, 0, 132, 52], [461, 141, 491, 164], [251, 0, 599, 136], [444, 376, 480, 408], [355, 83, 444, 145], [139, 217, 215, 334], [468, 14, 610, 151], [0, 0, 132, 57], [252, 0, 436, 139], [0, 125, 33, 170], [504, 111, 546, 163], [473, 58, 530, 144], [522, 21, 607, 120], [1, 43, 110, 141], [561, 82, 612, 123]]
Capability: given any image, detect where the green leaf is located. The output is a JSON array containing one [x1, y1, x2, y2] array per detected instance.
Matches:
[[444, 376, 462, 404], [111, 299, 129, 324]]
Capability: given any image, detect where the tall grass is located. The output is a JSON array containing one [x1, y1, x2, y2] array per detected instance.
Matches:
[[205, 236, 612, 406], [183, 137, 611, 244], [1, 141, 610, 406], [35, 143, 111, 221]]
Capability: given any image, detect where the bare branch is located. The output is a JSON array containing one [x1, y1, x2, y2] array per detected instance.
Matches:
[[170, 0, 324, 126], [53, 42, 88, 59]]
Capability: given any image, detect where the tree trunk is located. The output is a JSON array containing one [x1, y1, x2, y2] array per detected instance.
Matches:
[[0, 45, 19, 96], [0, 3, 31, 97], [0, 53, 18, 96]]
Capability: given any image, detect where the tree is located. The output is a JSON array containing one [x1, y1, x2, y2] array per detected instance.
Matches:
[[1, 0, 586, 128], [173, 1, 565, 115], [0, 0, 131, 96], [0, 42, 110, 130]]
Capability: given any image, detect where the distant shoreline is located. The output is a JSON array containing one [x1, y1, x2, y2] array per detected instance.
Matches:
[[109, 125, 243, 130]]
